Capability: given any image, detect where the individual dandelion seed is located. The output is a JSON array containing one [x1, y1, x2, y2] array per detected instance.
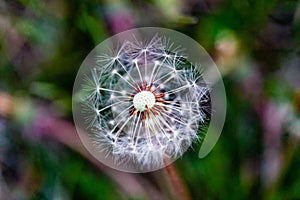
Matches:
[[73, 28, 226, 173]]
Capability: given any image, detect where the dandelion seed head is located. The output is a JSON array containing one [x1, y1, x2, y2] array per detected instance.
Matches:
[[73, 28, 226, 173]]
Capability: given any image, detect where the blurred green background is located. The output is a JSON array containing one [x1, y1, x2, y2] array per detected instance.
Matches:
[[1, 0, 300, 199]]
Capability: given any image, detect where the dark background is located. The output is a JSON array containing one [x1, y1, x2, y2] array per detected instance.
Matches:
[[0, 0, 300, 199]]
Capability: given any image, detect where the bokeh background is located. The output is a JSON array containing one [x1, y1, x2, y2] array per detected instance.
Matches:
[[1, 0, 300, 199]]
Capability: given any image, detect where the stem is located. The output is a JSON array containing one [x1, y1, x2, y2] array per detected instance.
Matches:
[[163, 163, 191, 200]]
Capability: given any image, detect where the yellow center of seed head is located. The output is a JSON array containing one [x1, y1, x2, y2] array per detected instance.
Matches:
[[133, 91, 155, 112]]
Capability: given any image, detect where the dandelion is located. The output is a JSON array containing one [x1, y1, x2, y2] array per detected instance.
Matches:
[[73, 29, 218, 172]]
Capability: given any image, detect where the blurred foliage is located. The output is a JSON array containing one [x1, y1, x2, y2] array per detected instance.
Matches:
[[1, 0, 300, 199]]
